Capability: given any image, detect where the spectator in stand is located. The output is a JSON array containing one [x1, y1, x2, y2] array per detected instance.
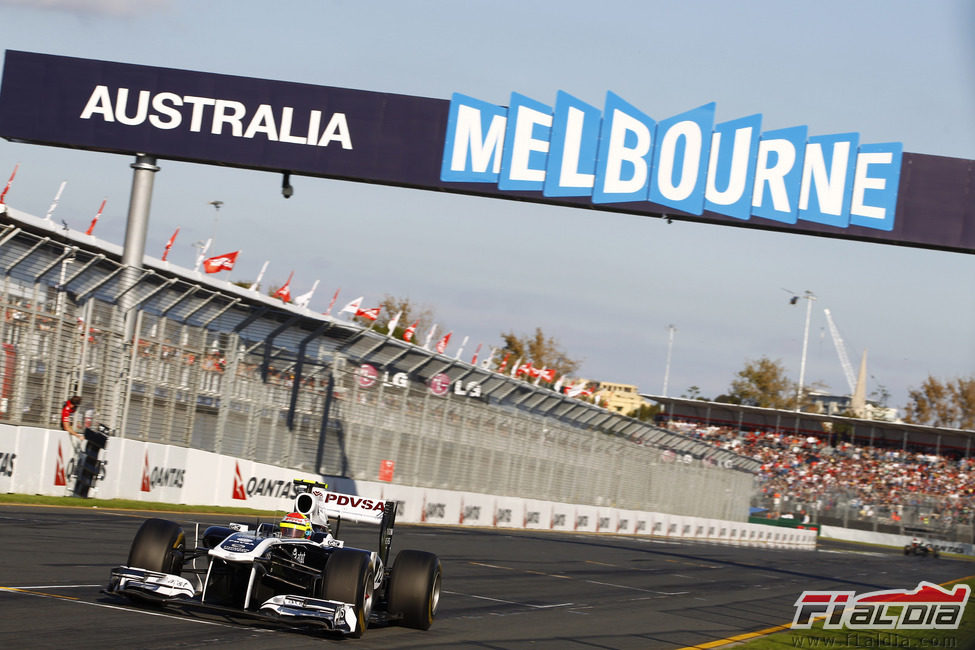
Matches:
[[60, 395, 84, 440]]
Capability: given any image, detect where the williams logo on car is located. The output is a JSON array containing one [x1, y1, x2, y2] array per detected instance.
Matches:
[[140, 451, 186, 492]]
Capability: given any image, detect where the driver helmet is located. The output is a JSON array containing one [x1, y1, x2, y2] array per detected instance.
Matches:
[[280, 512, 312, 539]]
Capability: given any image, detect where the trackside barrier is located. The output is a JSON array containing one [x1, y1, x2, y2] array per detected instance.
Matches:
[[0, 424, 816, 549]]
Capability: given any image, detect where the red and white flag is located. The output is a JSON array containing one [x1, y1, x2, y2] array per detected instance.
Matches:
[[0, 163, 18, 205], [339, 296, 363, 316], [85, 199, 106, 236], [470, 343, 482, 365], [516, 360, 533, 378], [355, 306, 381, 321], [294, 280, 319, 309], [203, 251, 239, 273], [538, 368, 556, 383], [402, 321, 418, 342], [324, 287, 340, 315], [435, 332, 452, 354], [497, 352, 511, 374], [161, 227, 180, 261], [509, 357, 522, 377], [250, 260, 268, 291], [386, 310, 402, 335], [274, 271, 294, 303]]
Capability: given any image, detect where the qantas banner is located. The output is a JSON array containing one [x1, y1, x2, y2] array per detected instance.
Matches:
[[0, 50, 972, 253]]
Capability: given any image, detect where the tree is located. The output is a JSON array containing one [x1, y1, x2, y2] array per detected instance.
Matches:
[[374, 295, 437, 341], [681, 385, 708, 401], [627, 402, 663, 422], [903, 375, 975, 429], [724, 356, 798, 409], [498, 327, 580, 378]]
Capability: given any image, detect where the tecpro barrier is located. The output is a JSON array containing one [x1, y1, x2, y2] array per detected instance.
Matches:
[[0, 423, 816, 549]]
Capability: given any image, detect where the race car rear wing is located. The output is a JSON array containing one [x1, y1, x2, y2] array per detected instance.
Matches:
[[292, 479, 396, 568]]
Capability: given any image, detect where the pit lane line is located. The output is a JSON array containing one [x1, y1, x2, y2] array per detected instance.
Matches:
[[0, 584, 273, 631]]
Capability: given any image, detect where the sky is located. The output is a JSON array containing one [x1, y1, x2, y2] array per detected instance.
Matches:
[[0, 0, 972, 415]]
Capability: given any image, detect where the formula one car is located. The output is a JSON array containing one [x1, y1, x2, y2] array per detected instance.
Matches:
[[903, 538, 940, 558], [106, 479, 441, 637]]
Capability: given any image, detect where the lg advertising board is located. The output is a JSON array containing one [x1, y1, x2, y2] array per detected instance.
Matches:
[[0, 50, 972, 253]]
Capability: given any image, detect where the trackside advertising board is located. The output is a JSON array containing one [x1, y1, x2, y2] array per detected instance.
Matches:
[[0, 50, 972, 254]]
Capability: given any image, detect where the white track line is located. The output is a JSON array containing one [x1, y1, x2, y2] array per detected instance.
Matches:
[[442, 589, 573, 609], [0, 586, 270, 631]]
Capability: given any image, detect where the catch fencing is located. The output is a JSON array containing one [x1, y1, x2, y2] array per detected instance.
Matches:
[[0, 208, 758, 520]]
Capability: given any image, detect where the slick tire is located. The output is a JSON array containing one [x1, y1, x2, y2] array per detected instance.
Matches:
[[127, 518, 185, 575], [387, 550, 442, 630], [321, 550, 374, 638]]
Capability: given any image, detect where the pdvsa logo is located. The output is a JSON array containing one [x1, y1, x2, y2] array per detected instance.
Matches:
[[792, 582, 970, 630], [441, 91, 901, 231]]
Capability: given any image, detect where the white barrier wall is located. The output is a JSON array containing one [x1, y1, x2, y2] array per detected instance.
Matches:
[[0, 424, 816, 549]]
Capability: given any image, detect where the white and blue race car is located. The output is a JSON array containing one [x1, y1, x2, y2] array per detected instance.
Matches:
[[106, 479, 441, 637]]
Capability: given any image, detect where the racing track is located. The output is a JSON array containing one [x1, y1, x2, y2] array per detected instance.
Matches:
[[1, 505, 972, 649]]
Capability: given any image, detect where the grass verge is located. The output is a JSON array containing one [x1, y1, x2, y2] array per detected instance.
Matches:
[[0, 492, 283, 517]]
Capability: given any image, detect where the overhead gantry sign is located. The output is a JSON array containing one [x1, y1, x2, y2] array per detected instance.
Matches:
[[0, 50, 972, 254]]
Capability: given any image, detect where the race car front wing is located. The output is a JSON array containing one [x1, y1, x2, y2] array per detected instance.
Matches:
[[106, 566, 361, 634]]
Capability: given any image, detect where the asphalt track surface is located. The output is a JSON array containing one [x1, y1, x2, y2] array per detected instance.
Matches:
[[1, 505, 972, 649]]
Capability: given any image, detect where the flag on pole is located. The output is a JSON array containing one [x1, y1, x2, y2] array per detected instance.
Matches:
[[338, 296, 363, 316], [539, 368, 556, 383], [161, 227, 180, 261], [470, 343, 482, 365], [323, 287, 340, 315], [436, 332, 452, 354], [45, 180, 67, 222], [294, 280, 319, 309], [483, 347, 499, 369], [194, 238, 212, 272], [274, 271, 294, 302], [0, 163, 18, 205], [250, 260, 268, 291], [355, 306, 381, 321], [497, 352, 510, 373], [453, 336, 468, 359], [402, 321, 418, 342], [85, 199, 106, 236], [509, 357, 522, 377], [422, 324, 439, 350], [386, 310, 402, 336], [202, 251, 239, 273]]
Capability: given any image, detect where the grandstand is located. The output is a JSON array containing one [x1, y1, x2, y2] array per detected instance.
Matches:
[[0, 202, 759, 521]]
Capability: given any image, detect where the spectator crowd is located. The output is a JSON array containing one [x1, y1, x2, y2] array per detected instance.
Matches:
[[664, 420, 975, 531]]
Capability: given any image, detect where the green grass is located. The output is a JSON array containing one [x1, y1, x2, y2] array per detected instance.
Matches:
[[0, 492, 285, 517], [733, 576, 975, 649]]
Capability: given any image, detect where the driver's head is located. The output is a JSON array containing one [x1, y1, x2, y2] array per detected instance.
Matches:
[[280, 512, 312, 539]]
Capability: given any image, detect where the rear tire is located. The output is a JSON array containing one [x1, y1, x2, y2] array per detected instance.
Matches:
[[387, 550, 441, 630], [127, 518, 185, 575], [321, 550, 374, 638]]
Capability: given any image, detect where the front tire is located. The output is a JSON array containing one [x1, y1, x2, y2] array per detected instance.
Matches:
[[320, 550, 374, 638], [387, 550, 442, 630], [127, 518, 185, 575]]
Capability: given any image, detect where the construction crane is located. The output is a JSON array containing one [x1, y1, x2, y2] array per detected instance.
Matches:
[[823, 308, 857, 395]]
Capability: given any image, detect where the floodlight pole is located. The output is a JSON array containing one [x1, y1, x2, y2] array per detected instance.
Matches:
[[662, 324, 676, 397], [795, 291, 816, 411], [120, 154, 159, 341]]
